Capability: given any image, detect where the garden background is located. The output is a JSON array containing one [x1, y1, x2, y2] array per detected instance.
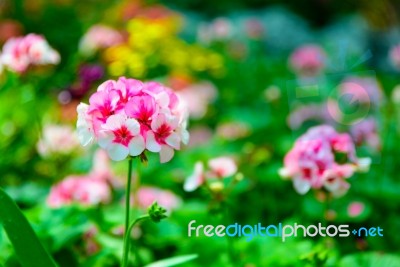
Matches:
[[1, 0, 400, 266]]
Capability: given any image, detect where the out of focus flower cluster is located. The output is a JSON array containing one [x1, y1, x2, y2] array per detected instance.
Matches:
[[280, 125, 370, 197], [98, 14, 224, 78], [184, 156, 238, 192], [0, 33, 59, 73]]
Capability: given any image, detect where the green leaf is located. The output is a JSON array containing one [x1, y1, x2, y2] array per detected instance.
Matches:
[[0, 187, 57, 267], [143, 254, 198, 267]]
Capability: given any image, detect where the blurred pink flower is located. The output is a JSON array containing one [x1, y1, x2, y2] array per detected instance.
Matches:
[[177, 81, 217, 119], [37, 124, 80, 157], [289, 44, 326, 76], [1, 33, 60, 73], [279, 125, 370, 196], [136, 186, 181, 211], [216, 121, 250, 140], [186, 126, 213, 148], [197, 18, 232, 44], [338, 77, 383, 108], [245, 18, 264, 39], [47, 175, 111, 208], [348, 201, 365, 217], [77, 77, 189, 163], [184, 156, 237, 192], [350, 117, 380, 150], [79, 24, 123, 56], [389, 44, 400, 70], [208, 157, 237, 178]]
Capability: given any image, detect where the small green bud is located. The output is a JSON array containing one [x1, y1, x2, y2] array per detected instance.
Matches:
[[147, 201, 167, 223]]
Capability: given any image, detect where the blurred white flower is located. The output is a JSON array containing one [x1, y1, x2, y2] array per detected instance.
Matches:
[[37, 124, 80, 157]]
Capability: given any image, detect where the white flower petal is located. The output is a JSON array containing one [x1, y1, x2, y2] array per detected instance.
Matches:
[[293, 177, 311, 195], [98, 131, 113, 149], [125, 119, 140, 136], [160, 145, 174, 163], [77, 127, 94, 146], [145, 131, 161, 152], [180, 128, 190, 145], [104, 114, 125, 130], [183, 162, 204, 192], [156, 92, 170, 108], [166, 132, 181, 150], [107, 143, 129, 161], [151, 113, 166, 131], [357, 157, 371, 173], [129, 136, 145, 156]]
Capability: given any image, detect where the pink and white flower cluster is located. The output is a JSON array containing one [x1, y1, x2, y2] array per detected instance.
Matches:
[[184, 156, 237, 192], [47, 149, 115, 208], [77, 77, 189, 162], [47, 175, 111, 208], [279, 125, 370, 197], [289, 44, 326, 76], [0, 33, 60, 73]]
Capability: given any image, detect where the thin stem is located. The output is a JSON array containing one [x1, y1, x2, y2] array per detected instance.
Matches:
[[122, 215, 150, 267], [133, 159, 141, 210], [127, 215, 150, 239], [122, 157, 133, 267]]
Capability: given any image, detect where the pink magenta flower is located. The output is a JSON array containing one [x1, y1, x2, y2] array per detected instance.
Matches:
[[77, 77, 189, 162], [279, 125, 370, 196], [135, 186, 181, 211], [47, 175, 111, 208], [79, 24, 123, 56], [347, 201, 365, 217], [0, 33, 59, 73], [184, 156, 237, 192], [289, 44, 326, 76]]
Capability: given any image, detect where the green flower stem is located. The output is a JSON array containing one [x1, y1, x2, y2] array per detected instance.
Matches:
[[122, 157, 134, 267], [127, 215, 150, 241], [123, 214, 150, 267]]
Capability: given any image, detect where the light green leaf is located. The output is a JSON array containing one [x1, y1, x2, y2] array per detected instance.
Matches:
[[143, 254, 198, 267], [0, 187, 57, 267]]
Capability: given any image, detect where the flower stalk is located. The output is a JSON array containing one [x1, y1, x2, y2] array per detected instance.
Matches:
[[122, 157, 134, 267]]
